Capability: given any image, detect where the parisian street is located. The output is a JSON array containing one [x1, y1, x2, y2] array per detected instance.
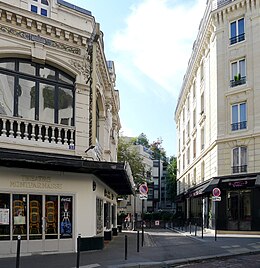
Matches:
[[1, 228, 260, 267]]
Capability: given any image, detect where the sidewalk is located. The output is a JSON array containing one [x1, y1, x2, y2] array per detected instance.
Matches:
[[0, 229, 260, 268]]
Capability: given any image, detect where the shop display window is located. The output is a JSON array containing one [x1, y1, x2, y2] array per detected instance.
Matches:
[[96, 198, 103, 234], [13, 194, 27, 239], [45, 195, 58, 239], [60, 196, 73, 239], [0, 194, 10, 240], [29, 195, 42, 240]]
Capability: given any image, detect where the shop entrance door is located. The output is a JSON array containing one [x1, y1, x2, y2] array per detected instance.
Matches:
[[227, 190, 251, 230]]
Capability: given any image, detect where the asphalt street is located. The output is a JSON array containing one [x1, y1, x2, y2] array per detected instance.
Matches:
[[0, 228, 260, 267]]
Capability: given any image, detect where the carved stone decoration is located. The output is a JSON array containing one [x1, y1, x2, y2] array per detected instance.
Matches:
[[69, 55, 91, 81], [0, 24, 81, 55]]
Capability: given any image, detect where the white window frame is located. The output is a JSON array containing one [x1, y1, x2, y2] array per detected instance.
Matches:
[[230, 58, 246, 87], [230, 17, 245, 45], [29, 0, 50, 17], [232, 146, 247, 173], [231, 102, 247, 131]]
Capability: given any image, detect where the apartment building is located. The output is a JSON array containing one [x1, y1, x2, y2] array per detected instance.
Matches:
[[175, 0, 260, 231], [0, 0, 134, 255]]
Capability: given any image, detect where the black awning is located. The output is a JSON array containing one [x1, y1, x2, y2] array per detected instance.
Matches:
[[221, 176, 256, 189], [189, 181, 212, 197], [202, 178, 220, 194], [0, 148, 134, 195], [175, 193, 185, 203]]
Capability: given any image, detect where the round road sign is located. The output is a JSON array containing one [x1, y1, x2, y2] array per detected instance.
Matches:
[[212, 187, 221, 197], [139, 184, 148, 195]]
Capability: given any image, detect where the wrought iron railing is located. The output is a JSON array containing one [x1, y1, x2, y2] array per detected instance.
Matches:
[[232, 165, 247, 174], [231, 121, 247, 131], [230, 76, 246, 87], [230, 33, 245, 45]]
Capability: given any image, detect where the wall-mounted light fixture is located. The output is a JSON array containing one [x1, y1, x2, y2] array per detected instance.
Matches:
[[85, 145, 95, 153], [93, 181, 96, 191]]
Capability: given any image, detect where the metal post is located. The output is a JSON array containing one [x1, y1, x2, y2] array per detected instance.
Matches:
[[76, 234, 81, 268], [125, 235, 128, 260], [201, 217, 204, 239], [137, 231, 140, 252], [142, 223, 144, 247], [189, 222, 191, 234], [16, 235, 21, 268], [215, 202, 218, 241], [195, 223, 197, 236]]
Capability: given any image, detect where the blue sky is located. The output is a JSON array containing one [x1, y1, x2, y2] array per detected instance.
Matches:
[[69, 0, 205, 157]]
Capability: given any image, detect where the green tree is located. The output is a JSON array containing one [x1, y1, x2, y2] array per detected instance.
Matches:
[[150, 137, 167, 160], [166, 156, 177, 202], [117, 137, 146, 185]]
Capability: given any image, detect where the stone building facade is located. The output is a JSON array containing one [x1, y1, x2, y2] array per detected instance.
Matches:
[[175, 0, 260, 232], [0, 0, 133, 255]]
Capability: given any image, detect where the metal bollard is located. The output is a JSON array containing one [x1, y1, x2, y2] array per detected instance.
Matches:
[[189, 222, 191, 234], [201, 220, 204, 239], [137, 231, 140, 252], [195, 223, 197, 236], [16, 235, 21, 268], [142, 224, 144, 247], [125, 235, 128, 260], [76, 234, 81, 268]]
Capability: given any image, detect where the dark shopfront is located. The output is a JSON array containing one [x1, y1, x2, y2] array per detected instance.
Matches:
[[217, 175, 260, 231]]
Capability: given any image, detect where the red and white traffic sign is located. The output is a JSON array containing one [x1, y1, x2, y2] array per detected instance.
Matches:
[[139, 184, 148, 195], [212, 187, 221, 197]]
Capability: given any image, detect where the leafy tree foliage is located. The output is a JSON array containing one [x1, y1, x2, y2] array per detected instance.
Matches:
[[150, 137, 167, 160], [117, 137, 146, 185], [166, 156, 177, 202]]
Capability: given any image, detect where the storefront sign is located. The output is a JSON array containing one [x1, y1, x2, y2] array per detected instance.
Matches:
[[10, 175, 62, 190], [228, 180, 255, 188], [0, 209, 9, 225]]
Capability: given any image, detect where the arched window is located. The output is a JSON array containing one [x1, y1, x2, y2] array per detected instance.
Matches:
[[29, 0, 50, 17], [0, 59, 75, 126]]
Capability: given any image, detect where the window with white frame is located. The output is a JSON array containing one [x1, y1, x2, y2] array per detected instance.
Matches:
[[230, 59, 246, 87], [230, 18, 245, 45], [187, 95, 190, 112], [187, 120, 190, 138], [193, 108, 196, 128], [187, 147, 190, 165], [193, 138, 196, 159], [183, 129, 185, 146], [232, 146, 247, 173], [193, 80, 196, 100], [193, 168, 196, 185], [200, 92, 204, 115], [187, 173, 190, 188], [231, 102, 247, 131], [201, 127, 205, 150], [29, 0, 50, 17], [201, 161, 205, 182], [200, 60, 204, 81], [183, 153, 185, 170]]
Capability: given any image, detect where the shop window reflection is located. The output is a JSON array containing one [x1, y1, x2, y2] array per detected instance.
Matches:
[[13, 194, 27, 239], [45, 195, 58, 239], [0, 193, 10, 240], [29, 195, 42, 240]]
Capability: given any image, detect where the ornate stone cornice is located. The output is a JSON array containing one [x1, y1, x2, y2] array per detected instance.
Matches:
[[0, 23, 81, 55]]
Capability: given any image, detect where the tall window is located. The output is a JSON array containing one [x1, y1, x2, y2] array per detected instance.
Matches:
[[230, 59, 246, 87], [230, 18, 245, 45], [30, 0, 50, 17], [187, 147, 190, 165], [193, 108, 196, 128], [231, 102, 247, 131], [187, 120, 190, 138], [201, 161, 205, 182], [0, 59, 75, 126], [232, 146, 247, 173], [200, 92, 204, 115], [201, 127, 205, 150], [193, 138, 196, 159]]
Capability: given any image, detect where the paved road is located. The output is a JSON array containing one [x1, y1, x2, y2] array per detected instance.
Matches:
[[0, 229, 260, 267], [174, 253, 260, 267]]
